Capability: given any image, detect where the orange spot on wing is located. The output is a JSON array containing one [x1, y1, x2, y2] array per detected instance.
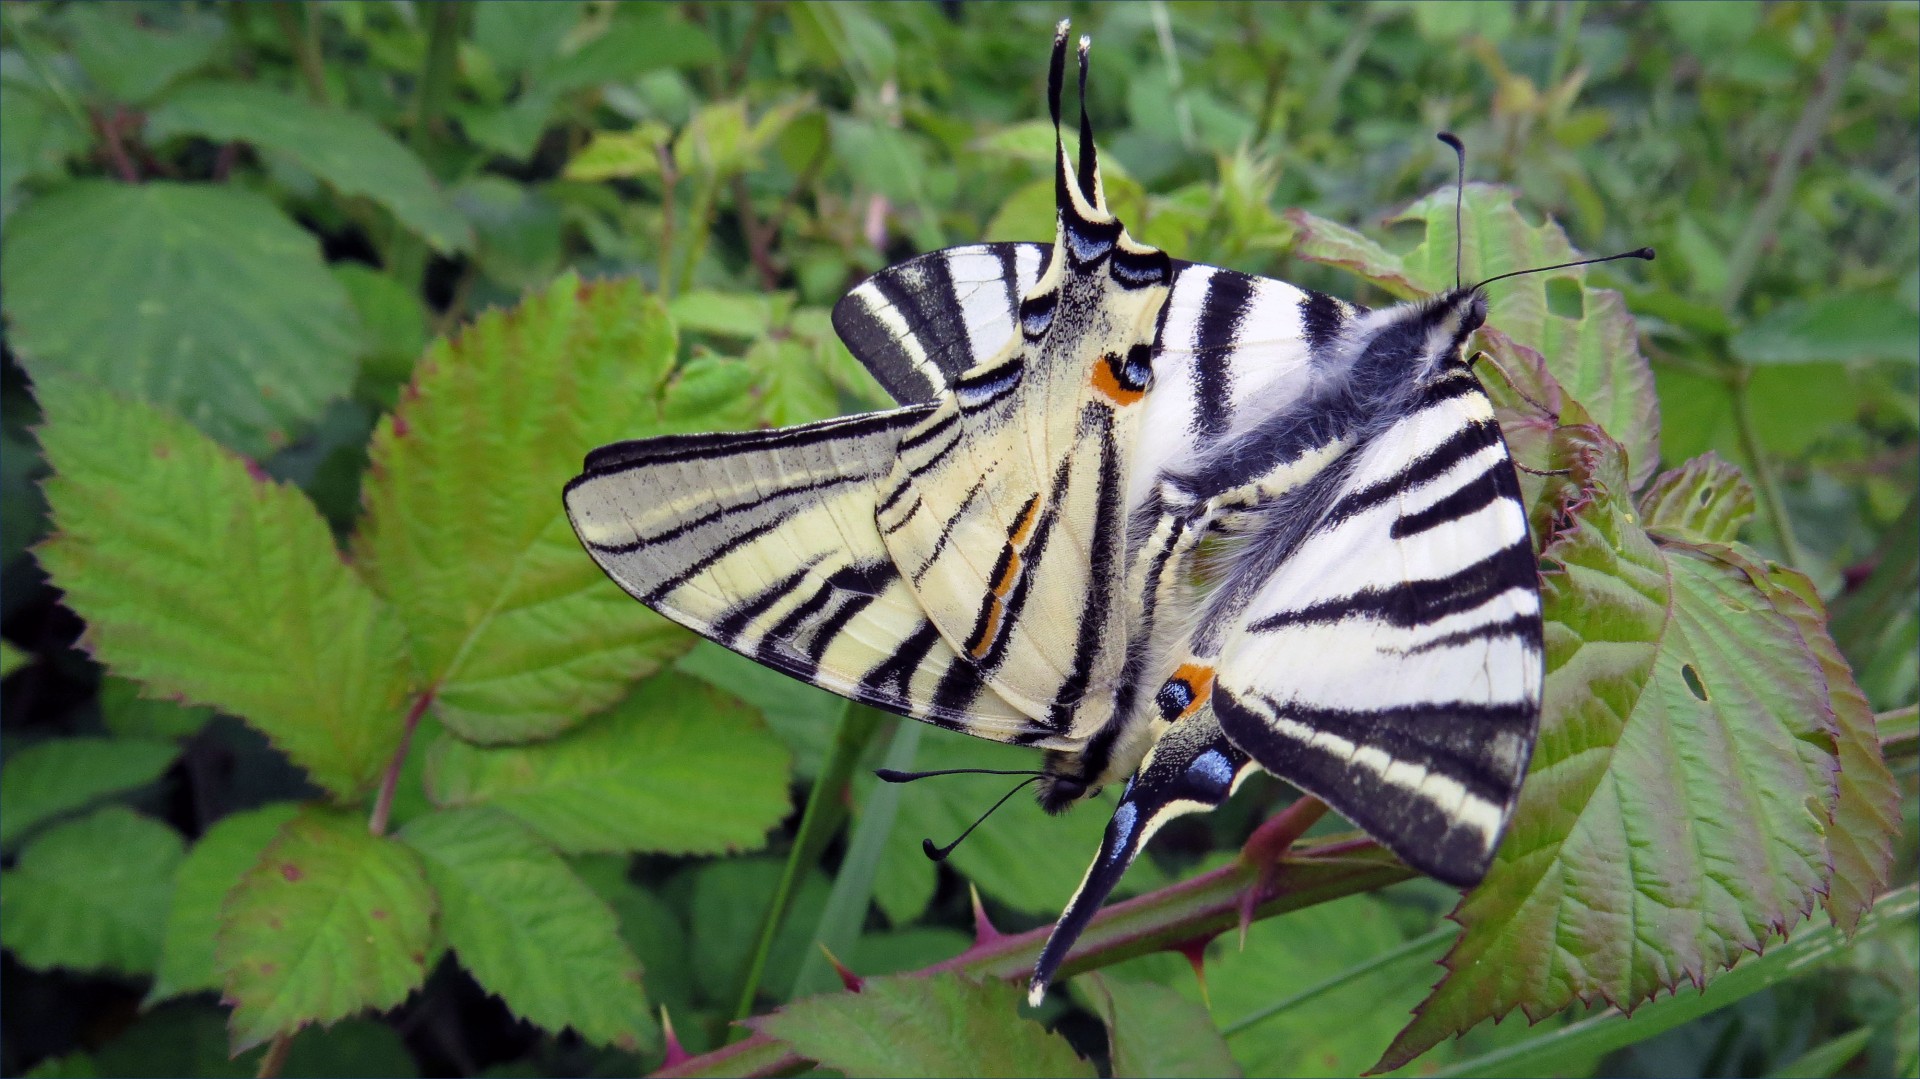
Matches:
[[970, 598, 1004, 659], [1090, 352, 1147, 406], [1171, 663, 1215, 719]]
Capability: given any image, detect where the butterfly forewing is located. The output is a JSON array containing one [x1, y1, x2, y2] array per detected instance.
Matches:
[[564, 408, 1062, 746]]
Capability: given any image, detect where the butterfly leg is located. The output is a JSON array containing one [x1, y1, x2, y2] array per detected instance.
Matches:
[[1027, 703, 1256, 1006]]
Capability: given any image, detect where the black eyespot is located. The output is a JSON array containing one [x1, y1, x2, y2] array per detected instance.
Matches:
[[1120, 344, 1154, 390], [1019, 290, 1058, 339], [1111, 246, 1172, 289], [1155, 678, 1194, 720]]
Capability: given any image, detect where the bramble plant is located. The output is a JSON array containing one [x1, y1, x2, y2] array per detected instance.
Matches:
[[1, 4, 1914, 1078]]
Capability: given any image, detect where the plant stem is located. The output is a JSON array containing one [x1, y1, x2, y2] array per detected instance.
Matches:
[[789, 715, 920, 999], [1878, 704, 1918, 760], [272, 1, 330, 105], [1729, 366, 1806, 567], [657, 144, 679, 300], [389, 1, 462, 290], [256, 1033, 294, 1079], [730, 704, 885, 1028], [1715, 14, 1856, 312], [1713, 14, 1855, 568], [1222, 924, 1454, 1037], [656, 830, 1414, 1077], [368, 690, 433, 836]]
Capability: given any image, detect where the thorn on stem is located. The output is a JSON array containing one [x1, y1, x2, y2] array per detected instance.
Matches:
[[818, 943, 864, 993], [969, 884, 1006, 947], [660, 1007, 690, 1069]]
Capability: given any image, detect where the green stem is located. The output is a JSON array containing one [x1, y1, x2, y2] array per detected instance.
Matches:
[[1877, 704, 1918, 759], [255, 1033, 294, 1079], [658, 833, 1414, 1077], [1728, 366, 1806, 567], [1716, 13, 1856, 313], [729, 703, 885, 1027], [790, 716, 921, 998], [271, 1, 330, 105], [389, 1, 462, 289]]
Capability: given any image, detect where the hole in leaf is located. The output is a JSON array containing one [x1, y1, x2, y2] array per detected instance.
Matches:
[[1681, 664, 1709, 701], [1545, 278, 1583, 319], [1698, 486, 1713, 505]]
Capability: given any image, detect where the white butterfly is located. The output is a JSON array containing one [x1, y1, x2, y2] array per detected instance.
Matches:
[[566, 22, 1646, 1004]]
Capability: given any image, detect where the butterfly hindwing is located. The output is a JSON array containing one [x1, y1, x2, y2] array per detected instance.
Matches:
[[1211, 359, 1543, 884], [564, 407, 1061, 746]]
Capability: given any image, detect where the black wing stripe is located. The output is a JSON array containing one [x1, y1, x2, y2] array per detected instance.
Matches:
[[1246, 538, 1537, 632], [1047, 410, 1124, 726], [712, 565, 816, 645], [1191, 271, 1253, 438], [580, 407, 930, 473], [1390, 464, 1507, 539], [1333, 418, 1502, 522]]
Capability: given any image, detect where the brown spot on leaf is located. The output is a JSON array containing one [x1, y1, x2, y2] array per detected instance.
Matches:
[[280, 862, 303, 882], [369, 908, 388, 920]]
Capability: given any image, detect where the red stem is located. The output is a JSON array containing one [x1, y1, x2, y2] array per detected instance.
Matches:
[[368, 689, 433, 836]]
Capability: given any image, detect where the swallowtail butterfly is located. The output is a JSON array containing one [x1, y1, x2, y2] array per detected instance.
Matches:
[[566, 21, 1648, 1006]]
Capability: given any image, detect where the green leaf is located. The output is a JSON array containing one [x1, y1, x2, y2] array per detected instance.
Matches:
[[543, 12, 720, 95], [425, 671, 791, 855], [1377, 427, 1850, 1071], [34, 377, 412, 799], [65, 5, 223, 105], [93, 1002, 420, 1078], [216, 808, 435, 1054], [1637, 452, 1756, 544], [0, 735, 179, 848], [0, 806, 183, 975], [1731, 295, 1920, 365], [471, 1, 583, 77], [0, 640, 26, 679], [749, 972, 1096, 1078], [150, 803, 301, 1004], [572, 854, 696, 1020], [1079, 974, 1241, 1079], [1288, 184, 1663, 486], [1430, 887, 1918, 1078], [398, 807, 654, 1050], [331, 263, 429, 405], [564, 123, 672, 182], [354, 274, 691, 744], [689, 857, 831, 1006], [675, 641, 844, 780], [2, 182, 360, 455], [1207, 893, 1445, 1077], [146, 82, 472, 254], [670, 289, 779, 340], [1763, 568, 1900, 932], [98, 676, 215, 741], [0, 87, 86, 215]]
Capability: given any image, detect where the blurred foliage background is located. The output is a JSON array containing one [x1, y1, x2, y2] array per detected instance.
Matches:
[[0, 2, 1914, 1077]]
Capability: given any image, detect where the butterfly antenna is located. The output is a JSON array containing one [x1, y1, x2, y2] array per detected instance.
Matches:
[[874, 767, 1047, 783], [920, 776, 1042, 862], [1077, 34, 1098, 203], [1472, 247, 1656, 291], [1437, 132, 1466, 289]]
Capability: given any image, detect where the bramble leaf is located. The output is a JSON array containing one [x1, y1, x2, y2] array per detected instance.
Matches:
[[0, 736, 179, 848], [146, 82, 472, 254], [216, 808, 434, 1054], [354, 274, 692, 744], [2, 182, 358, 455], [150, 803, 300, 1003], [1761, 567, 1900, 932], [1289, 184, 1661, 486], [424, 671, 790, 855], [34, 377, 412, 799], [1079, 974, 1241, 1079], [1, 807, 183, 975], [398, 807, 654, 1050], [1376, 427, 1849, 1071], [749, 972, 1096, 1078], [1637, 452, 1756, 545]]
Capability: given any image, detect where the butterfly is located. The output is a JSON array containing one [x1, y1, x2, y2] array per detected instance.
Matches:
[[566, 20, 1648, 1006]]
